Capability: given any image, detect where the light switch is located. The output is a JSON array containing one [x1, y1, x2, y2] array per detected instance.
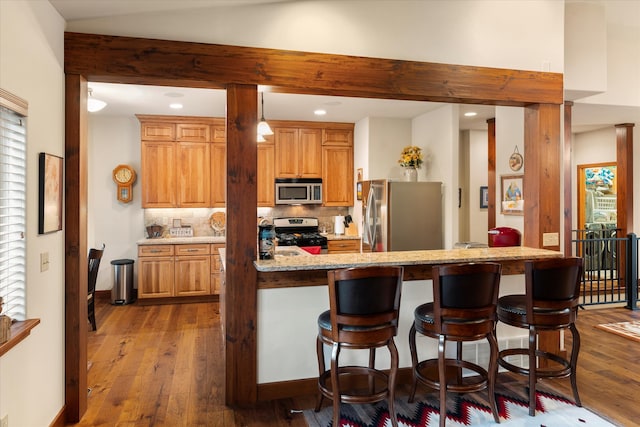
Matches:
[[542, 232, 559, 247], [40, 252, 49, 272]]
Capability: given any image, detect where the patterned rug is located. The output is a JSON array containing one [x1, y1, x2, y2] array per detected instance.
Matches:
[[595, 320, 640, 343], [304, 381, 616, 427]]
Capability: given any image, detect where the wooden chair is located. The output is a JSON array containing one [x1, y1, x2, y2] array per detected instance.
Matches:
[[87, 244, 105, 331], [497, 257, 583, 416], [315, 266, 404, 427], [409, 262, 502, 427]]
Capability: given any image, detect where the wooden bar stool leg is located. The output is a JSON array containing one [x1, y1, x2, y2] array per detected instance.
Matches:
[[488, 331, 500, 423], [388, 339, 399, 427], [529, 326, 537, 416], [438, 335, 447, 427], [408, 324, 419, 403], [331, 342, 341, 427], [569, 324, 582, 406], [315, 336, 325, 412]]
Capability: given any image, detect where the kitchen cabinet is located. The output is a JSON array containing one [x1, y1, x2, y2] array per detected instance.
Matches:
[[175, 244, 211, 296], [138, 245, 175, 298], [138, 243, 218, 299], [211, 243, 225, 295], [274, 127, 322, 178], [177, 142, 210, 207], [327, 239, 361, 254], [138, 115, 226, 208], [257, 140, 275, 206], [210, 142, 226, 207], [322, 128, 354, 207], [141, 141, 177, 207]]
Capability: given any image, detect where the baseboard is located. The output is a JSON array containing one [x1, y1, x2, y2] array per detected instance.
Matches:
[[49, 405, 66, 427], [256, 367, 414, 401]]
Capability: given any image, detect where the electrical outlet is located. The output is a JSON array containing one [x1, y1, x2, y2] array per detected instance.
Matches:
[[1, 414, 8, 427], [40, 252, 49, 272], [542, 232, 559, 247]]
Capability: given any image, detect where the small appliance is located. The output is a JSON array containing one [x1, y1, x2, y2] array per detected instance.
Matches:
[[273, 217, 328, 254], [487, 227, 521, 247], [275, 178, 322, 205]]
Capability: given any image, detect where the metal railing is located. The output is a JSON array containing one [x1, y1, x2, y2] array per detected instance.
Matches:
[[572, 229, 638, 309]]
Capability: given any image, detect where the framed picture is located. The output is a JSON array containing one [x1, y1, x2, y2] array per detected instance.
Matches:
[[38, 152, 64, 234], [480, 186, 488, 209], [501, 174, 524, 215], [356, 181, 363, 200]]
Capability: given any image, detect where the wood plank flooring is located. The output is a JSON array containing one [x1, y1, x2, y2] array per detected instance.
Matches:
[[69, 297, 639, 426]]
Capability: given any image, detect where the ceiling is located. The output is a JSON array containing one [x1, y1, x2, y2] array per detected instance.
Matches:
[[52, 0, 639, 133]]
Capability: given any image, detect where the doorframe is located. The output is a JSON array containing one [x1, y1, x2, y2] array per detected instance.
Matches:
[[64, 32, 564, 422]]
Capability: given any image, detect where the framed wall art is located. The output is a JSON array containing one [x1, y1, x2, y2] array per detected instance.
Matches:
[[480, 186, 489, 209], [501, 174, 524, 215], [38, 152, 64, 234]]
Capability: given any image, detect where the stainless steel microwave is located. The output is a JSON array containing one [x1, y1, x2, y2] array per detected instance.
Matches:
[[275, 178, 322, 205]]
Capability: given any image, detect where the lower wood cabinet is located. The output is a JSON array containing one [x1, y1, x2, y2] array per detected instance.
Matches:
[[327, 239, 361, 254], [138, 243, 222, 299], [211, 244, 225, 295]]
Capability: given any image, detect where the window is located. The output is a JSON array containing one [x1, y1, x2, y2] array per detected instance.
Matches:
[[0, 90, 27, 322]]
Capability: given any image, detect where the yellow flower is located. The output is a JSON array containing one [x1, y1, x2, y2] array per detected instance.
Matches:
[[398, 146, 423, 168]]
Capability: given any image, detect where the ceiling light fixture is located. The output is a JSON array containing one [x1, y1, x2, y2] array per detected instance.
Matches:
[[87, 88, 107, 113], [257, 92, 273, 137], [169, 103, 183, 109], [464, 111, 477, 117], [314, 109, 327, 116]]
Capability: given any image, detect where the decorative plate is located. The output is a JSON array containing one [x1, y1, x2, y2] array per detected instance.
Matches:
[[209, 212, 226, 232], [509, 146, 523, 171]]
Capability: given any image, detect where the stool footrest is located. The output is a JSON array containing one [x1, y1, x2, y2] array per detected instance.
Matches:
[[318, 366, 390, 404], [415, 358, 489, 393], [498, 348, 572, 378]]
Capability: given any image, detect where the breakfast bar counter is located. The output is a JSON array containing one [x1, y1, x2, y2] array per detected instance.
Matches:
[[255, 246, 562, 386]]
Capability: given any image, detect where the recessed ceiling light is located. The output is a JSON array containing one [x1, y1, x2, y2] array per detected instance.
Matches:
[[314, 109, 327, 116], [464, 112, 477, 117], [170, 103, 183, 109]]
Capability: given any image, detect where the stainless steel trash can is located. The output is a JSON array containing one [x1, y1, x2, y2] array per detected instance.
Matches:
[[111, 259, 135, 305]]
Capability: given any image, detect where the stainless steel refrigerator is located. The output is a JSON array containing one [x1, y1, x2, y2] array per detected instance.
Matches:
[[362, 180, 443, 252]]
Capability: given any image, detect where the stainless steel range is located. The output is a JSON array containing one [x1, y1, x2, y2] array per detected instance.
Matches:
[[273, 217, 328, 254]]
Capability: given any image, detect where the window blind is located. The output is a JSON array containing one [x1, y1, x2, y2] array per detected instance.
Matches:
[[0, 105, 27, 321]]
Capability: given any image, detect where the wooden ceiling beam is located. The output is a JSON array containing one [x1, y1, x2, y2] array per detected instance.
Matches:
[[64, 32, 562, 106]]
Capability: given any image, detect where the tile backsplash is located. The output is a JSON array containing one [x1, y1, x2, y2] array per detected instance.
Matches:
[[144, 206, 351, 238]]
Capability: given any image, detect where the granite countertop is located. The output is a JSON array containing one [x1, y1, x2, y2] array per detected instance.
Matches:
[[137, 236, 226, 245], [254, 246, 562, 272], [325, 233, 361, 240]]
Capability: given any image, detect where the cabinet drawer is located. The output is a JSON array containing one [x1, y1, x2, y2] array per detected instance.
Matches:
[[327, 239, 361, 253], [138, 245, 174, 257], [175, 244, 211, 256]]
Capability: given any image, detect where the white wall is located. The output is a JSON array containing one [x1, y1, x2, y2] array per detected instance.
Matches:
[[88, 116, 145, 290], [412, 104, 460, 248], [0, 2, 66, 426], [65, 0, 565, 73], [495, 106, 526, 235], [468, 130, 490, 243]]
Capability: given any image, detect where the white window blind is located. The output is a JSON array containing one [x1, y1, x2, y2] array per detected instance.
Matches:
[[0, 104, 27, 321]]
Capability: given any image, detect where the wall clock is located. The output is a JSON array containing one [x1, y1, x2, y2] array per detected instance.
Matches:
[[112, 164, 136, 203]]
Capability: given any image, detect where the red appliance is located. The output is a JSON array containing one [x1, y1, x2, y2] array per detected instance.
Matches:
[[488, 227, 521, 247]]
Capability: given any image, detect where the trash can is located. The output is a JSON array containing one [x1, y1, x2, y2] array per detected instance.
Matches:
[[111, 259, 135, 305]]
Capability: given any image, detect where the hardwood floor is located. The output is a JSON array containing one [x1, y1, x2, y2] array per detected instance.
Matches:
[[69, 297, 639, 426]]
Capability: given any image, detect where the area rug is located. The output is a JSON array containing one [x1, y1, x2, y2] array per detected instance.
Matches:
[[304, 382, 616, 427], [595, 320, 640, 343]]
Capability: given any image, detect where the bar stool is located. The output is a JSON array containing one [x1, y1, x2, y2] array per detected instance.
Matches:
[[315, 266, 404, 427], [409, 263, 502, 427], [497, 257, 583, 416]]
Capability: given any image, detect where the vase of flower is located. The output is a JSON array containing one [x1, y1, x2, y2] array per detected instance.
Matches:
[[398, 145, 423, 182], [403, 167, 418, 182]]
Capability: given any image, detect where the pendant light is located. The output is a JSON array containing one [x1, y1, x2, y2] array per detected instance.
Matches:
[[87, 88, 107, 113], [257, 92, 273, 137]]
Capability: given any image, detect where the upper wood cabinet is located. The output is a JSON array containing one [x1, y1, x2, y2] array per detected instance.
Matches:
[[322, 128, 354, 207], [138, 115, 225, 208], [141, 141, 177, 208], [274, 127, 322, 178], [177, 142, 210, 207], [258, 140, 275, 207]]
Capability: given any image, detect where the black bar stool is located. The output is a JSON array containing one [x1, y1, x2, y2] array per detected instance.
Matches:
[[315, 266, 404, 427], [497, 257, 583, 416], [409, 262, 502, 427]]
